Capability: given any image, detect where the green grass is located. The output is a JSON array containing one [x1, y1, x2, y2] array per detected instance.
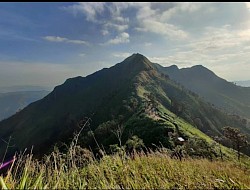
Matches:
[[1, 147, 249, 189]]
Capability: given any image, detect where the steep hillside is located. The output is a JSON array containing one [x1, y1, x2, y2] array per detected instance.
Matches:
[[0, 91, 49, 121], [157, 64, 250, 119], [0, 54, 249, 158]]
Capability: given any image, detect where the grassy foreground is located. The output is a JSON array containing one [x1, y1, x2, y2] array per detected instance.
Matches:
[[0, 147, 249, 189]]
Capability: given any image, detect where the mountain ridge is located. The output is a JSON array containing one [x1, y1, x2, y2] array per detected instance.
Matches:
[[0, 53, 249, 158], [157, 63, 250, 119]]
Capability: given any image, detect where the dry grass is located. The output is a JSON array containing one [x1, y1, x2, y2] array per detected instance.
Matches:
[[0, 147, 249, 189]]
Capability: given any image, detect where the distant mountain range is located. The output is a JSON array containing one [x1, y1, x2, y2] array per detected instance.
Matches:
[[0, 91, 50, 121], [157, 64, 250, 119], [0, 54, 249, 158]]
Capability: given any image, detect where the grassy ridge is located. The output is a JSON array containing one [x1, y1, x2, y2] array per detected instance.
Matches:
[[1, 148, 249, 189]]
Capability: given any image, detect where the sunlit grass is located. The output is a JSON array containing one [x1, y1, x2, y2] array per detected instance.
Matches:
[[1, 147, 249, 189]]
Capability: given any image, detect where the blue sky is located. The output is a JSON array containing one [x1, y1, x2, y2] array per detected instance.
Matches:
[[1, 2, 250, 88]]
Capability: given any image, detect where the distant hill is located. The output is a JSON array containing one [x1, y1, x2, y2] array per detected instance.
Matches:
[[0, 85, 52, 93], [0, 54, 249, 158], [0, 91, 50, 121], [157, 64, 250, 119]]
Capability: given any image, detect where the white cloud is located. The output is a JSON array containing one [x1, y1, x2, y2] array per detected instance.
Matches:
[[113, 16, 129, 23], [43, 36, 89, 45], [178, 3, 202, 12], [112, 52, 132, 58], [62, 2, 105, 22], [43, 36, 67, 42], [136, 4, 156, 21], [79, 53, 85, 57], [160, 2, 202, 21], [147, 24, 250, 81], [185, 26, 250, 53], [67, 39, 89, 45], [105, 23, 129, 32], [105, 32, 130, 45], [63, 2, 131, 38], [101, 29, 109, 36], [144, 42, 152, 47], [136, 20, 188, 40], [63, 3, 193, 40], [237, 29, 250, 40], [135, 3, 189, 40], [107, 2, 143, 19]]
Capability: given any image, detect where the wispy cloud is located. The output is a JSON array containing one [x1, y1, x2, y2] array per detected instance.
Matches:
[[43, 36, 89, 45], [148, 23, 250, 80], [136, 20, 188, 40], [144, 42, 152, 47], [105, 32, 130, 45], [62, 2, 131, 40], [159, 3, 202, 21], [43, 36, 66, 42], [112, 52, 132, 58], [135, 3, 191, 40], [3, 2, 250, 86], [62, 2, 130, 32], [62, 2, 105, 22], [79, 53, 86, 57], [62, 3, 194, 41], [104, 23, 129, 32], [101, 29, 109, 36]]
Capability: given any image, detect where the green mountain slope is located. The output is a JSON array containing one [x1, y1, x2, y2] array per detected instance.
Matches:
[[0, 91, 50, 121], [0, 54, 249, 157], [157, 64, 250, 119]]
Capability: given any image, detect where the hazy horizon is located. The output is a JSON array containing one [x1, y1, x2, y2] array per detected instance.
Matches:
[[1, 2, 250, 87]]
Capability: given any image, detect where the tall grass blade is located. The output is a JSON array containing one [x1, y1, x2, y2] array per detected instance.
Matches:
[[0, 177, 8, 190]]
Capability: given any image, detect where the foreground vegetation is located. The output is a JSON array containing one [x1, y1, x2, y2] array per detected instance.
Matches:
[[0, 146, 249, 189]]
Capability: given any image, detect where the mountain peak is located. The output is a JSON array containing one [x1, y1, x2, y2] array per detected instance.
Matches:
[[121, 53, 154, 71], [190, 65, 207, 70], [165, 65, 179, 72], [124, 53, 149, 62], [188, 65, 216, 77], [131, 53, 144, 57]]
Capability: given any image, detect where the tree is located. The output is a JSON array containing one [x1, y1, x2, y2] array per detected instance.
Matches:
[[223, 126, 248, 161], [184, 137, 216, 160], [125, 135, 144, 153], [111, 125, 125, 147], [171, 99, 183, 116]]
